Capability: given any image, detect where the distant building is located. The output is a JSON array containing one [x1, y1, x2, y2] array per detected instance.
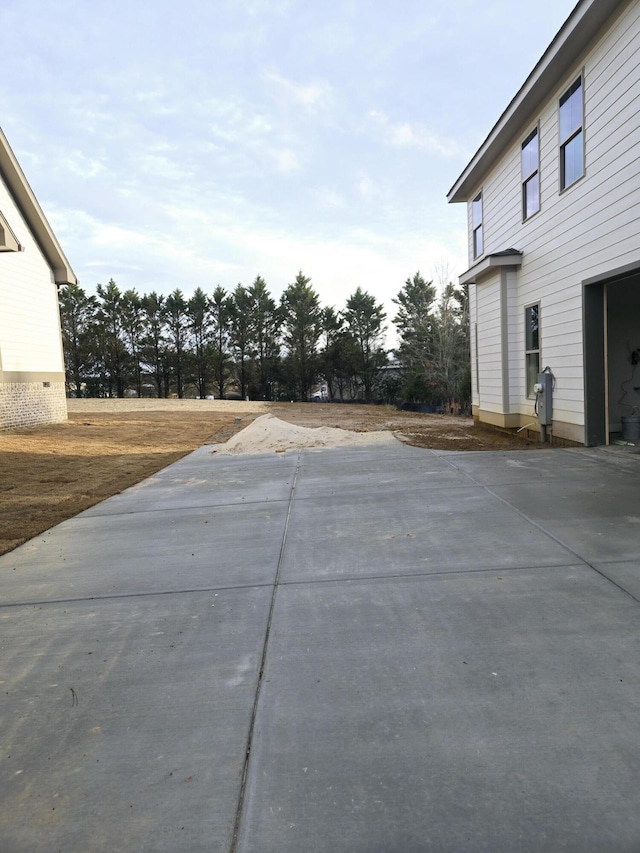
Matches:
[[448, 0, 640, 445], [0, 128, 76, 429]]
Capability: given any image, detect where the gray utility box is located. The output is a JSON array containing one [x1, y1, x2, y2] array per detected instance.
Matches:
[[535, 372, 553, 426]]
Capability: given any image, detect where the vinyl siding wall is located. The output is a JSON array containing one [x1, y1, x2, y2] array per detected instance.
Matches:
[[0, 171, 67, 428], [505, 269, 520, 414], [466, 0, 640, 438], [475, 272, 503, 413], [0, 173, 65, 375], [470, 285, 478, 406]]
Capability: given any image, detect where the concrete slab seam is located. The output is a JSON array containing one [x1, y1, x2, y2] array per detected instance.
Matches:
[[3, 562, 588, 615], [289, 481, 481, 500], [230, 451, 302, 851], [79, 496, 292, 520], [0, 582, 276, 611], [270, 561, 586, 588], [440, 454, 640, 606]]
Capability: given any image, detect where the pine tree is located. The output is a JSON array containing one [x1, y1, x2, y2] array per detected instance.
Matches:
[[165, 289, 189, 398], [58, 283, 98, 397], [343, 288, 387, 402], [279, 272, 322, 401], [188, 287, 213, 398], [95, 279, 130, 397], [392, 272, 437, 403]]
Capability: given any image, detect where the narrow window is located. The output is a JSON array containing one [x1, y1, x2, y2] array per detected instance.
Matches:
[[472, 192, 483, 258], [522, 127, 540, 219], [525, 304, 540, 397], [559, 76, 583, 190]]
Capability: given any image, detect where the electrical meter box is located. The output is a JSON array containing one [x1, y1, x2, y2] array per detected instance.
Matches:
[[534, 371, 553, 426]]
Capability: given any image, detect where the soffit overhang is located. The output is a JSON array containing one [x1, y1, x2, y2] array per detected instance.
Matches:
[[447, 0, 626, 204], [459, 250, 523, 286], [0, 127, 77, 285]]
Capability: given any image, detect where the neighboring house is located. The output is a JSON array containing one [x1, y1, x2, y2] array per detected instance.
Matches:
[[448, 0, 640, 445], [0, 127, 76, 429]]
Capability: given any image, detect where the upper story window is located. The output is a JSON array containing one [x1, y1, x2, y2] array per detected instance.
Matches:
[[559, 76, 583, 190], [472, 192, 483, 258], [522, 127, 540, 219]]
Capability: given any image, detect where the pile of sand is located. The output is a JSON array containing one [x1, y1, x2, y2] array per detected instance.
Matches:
[[214, 414, 398, 456]]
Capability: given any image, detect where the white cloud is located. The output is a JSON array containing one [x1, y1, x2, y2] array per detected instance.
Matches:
[[356, 172, 378, 201], [62, 152, 106, 179], [368, 110, 461, 157], [267, 146, 302, 174], [46, 205, 162, 255], [88, 221, 158, 251], [196, 95, 245, 124], [316, 188, 348, 210], [263, 71, 334, 112], [133, 87, 179, 116], [243, 0, 293, 17], [194, 96, 275, 154], [9, 0, 543, 327], [137, 152, 193, 182]]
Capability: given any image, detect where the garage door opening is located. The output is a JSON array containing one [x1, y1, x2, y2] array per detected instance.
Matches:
[[584, 269, 640, 446]]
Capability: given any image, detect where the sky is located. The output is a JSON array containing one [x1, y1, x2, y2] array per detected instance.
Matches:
[[1, 0, 577, 340]]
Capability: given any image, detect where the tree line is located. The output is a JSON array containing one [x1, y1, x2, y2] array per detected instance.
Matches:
[[59, 270, 470, 408]]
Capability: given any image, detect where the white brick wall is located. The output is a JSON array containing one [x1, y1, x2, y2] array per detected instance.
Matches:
[[0, 382, 67, 430]]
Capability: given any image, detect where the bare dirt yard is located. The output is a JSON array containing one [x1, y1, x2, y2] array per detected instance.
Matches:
[[0, 399, 546, 556]]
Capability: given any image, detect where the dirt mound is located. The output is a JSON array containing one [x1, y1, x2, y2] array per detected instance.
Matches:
[[214, 413, 398, 455]]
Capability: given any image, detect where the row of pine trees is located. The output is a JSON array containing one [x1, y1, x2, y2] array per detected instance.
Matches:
[[59, 271, 470, 408]]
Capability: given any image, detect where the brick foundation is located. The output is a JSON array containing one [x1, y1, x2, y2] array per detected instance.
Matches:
[[0, 381, 68, 430]]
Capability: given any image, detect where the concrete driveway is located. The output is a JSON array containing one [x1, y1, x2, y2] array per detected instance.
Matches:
[[2, 440, 640, 852]]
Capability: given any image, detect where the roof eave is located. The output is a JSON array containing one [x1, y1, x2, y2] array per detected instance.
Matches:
[[0, 127, 77, 285], [447, 0, 625, 204]]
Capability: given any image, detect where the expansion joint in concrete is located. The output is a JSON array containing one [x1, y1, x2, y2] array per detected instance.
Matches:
[[230, 450, 301, 851], [0, 582, 275, 611]]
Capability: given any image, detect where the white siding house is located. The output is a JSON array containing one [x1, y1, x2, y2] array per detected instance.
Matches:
[[0, 128, 76, 429], [448, 0, 640, 445]]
